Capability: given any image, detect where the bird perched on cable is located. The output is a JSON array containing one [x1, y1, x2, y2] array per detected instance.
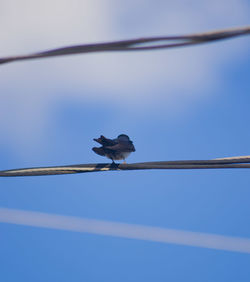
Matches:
[[92, 134, 135, 163]]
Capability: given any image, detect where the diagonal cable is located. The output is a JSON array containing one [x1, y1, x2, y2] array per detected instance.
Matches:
[[0, 207, 250, 254], [0, 26, 249, 65]]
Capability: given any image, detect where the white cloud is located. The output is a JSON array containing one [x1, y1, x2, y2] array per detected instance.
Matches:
[[0, 0, 249, 153]]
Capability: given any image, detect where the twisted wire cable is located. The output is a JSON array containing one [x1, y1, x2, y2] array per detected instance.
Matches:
[[0, 26, 249, 65], [1, 156, 250, 177]]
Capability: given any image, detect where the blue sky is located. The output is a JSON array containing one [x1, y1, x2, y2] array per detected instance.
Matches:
[[0, 0, 250, 281]]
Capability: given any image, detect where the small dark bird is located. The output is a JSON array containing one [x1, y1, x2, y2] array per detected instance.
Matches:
[[92, 134, 135, 163]]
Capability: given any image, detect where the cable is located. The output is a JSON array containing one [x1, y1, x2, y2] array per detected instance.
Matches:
[[0, 26, 249, 65], [0, 207, 250, 254], [1, 156, 250, 177]]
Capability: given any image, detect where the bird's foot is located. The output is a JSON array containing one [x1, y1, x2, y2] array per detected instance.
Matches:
[[111, 160, 118, 167]]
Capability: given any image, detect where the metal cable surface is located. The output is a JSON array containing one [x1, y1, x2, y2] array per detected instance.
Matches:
[[0, 26, 249, 65], [1, 156, 250, 177]]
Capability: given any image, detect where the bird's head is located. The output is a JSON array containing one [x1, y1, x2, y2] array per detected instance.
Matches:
[[117, 134, 130, 141]]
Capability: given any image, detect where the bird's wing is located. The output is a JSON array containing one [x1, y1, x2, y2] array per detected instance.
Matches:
[[93, 135, 117, 146], [92, 147, 106, 156], [105, 143, 135, 152]]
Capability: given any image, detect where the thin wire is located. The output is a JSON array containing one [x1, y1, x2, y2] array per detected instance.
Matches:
[[0, 207, 250, 254], [1, 155, 250, 177], [0, 26, 249, 65]]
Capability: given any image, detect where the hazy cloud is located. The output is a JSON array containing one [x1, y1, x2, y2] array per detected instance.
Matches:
[[0, 0, 249, 151]]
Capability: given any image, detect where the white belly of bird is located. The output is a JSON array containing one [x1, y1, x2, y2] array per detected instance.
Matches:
[[106, 151, 131, 160], [120, 152, 131, 159]]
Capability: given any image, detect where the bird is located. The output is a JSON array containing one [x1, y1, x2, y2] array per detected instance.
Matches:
[[92, 134, 135, 163]]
